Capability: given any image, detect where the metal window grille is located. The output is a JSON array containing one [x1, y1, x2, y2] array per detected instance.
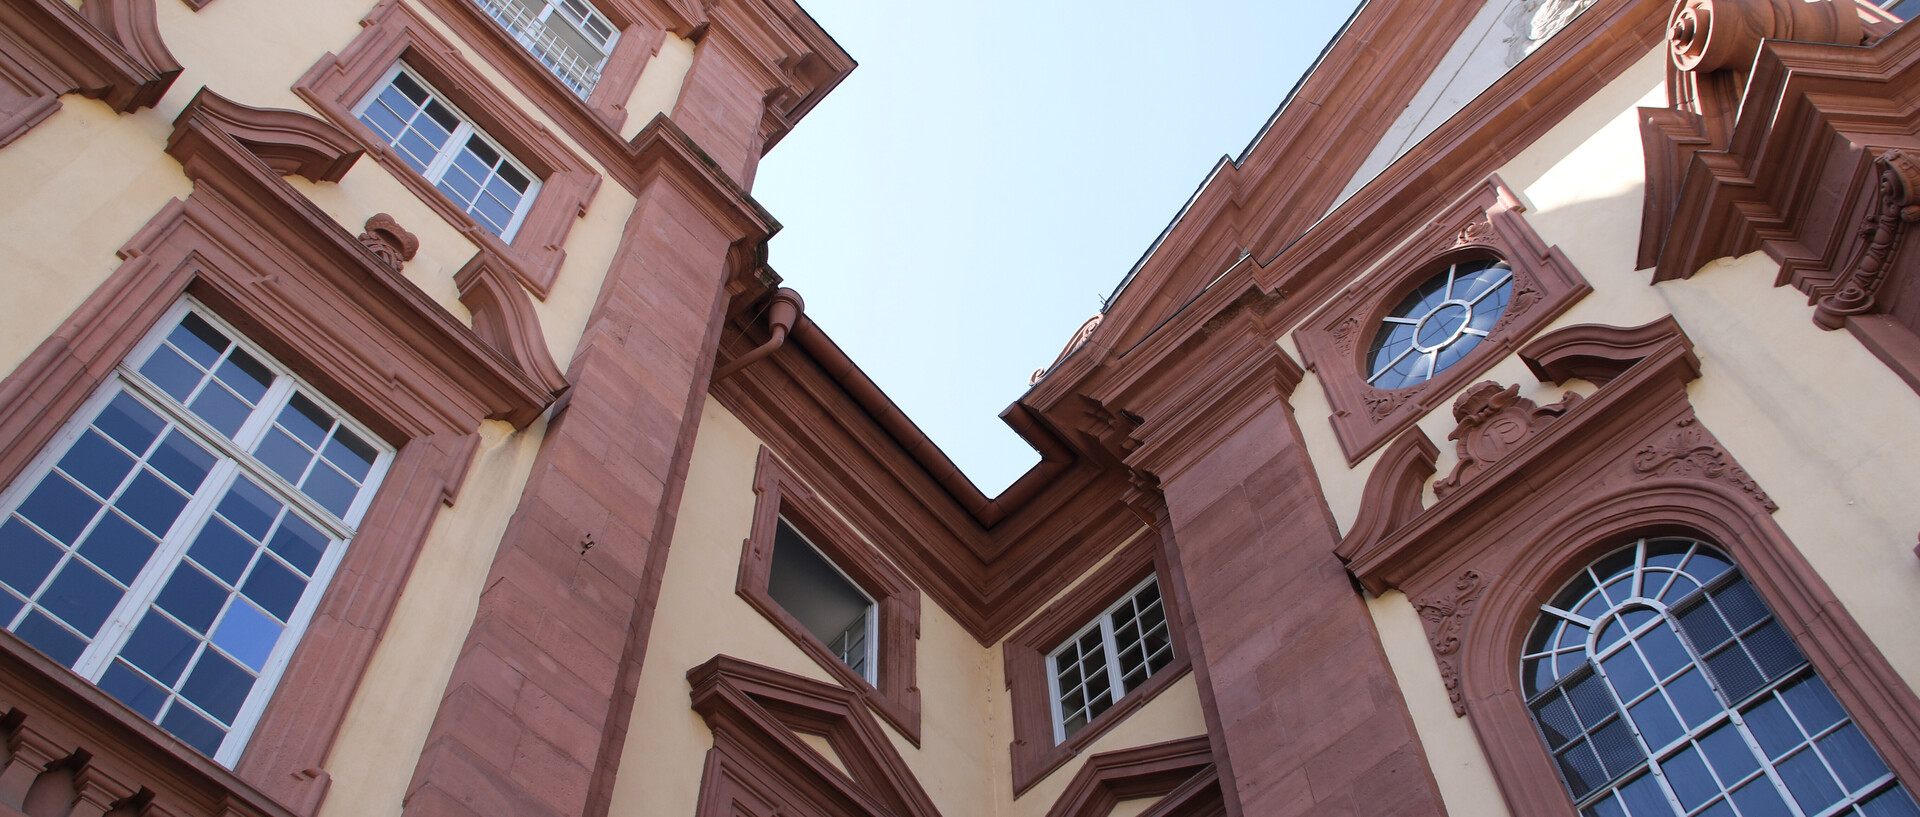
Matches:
[[470, 0, 618, 99]]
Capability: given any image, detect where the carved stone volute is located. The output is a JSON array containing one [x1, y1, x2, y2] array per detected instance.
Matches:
[[357, 213, 418, 272], [1666, 0, 1862, 74], [1815, 150, 1920, 330], [1415, 569, 1487, 716], [1432, 382, 1580, 499]]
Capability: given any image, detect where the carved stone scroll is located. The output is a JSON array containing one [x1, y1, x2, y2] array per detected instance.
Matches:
[[1432, 382, 1580, 499], [1814, 150, 1920, 330], [453, 250, 570, 397], [1632, 417, 1777, 511], [1415, 569, 1486, 716], [1666, 0, 1861, 74]]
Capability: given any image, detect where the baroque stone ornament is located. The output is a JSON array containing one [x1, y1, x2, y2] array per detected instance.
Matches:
[[1632, 417, 1777, 511], [1665, 0, 1861, 74], [1032, 313, 1105, 384], [358, 213, 419, 272], [1814, 150, 1920, 330], [1332, 315, 1363, 355], [1503, 0, 1600, 65], [1363, 384, 1425, 422], [1433, 382, 1581, 499], [1454, 217, 1494, 247], [1415, 569, 1486, 716]]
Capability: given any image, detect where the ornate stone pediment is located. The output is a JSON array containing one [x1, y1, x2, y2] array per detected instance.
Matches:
[[1433, 382, 1580, 498]]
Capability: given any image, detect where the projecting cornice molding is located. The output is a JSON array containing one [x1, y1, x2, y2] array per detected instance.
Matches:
[[0, 0, 179, 145], [1041, 736, 1222, 817]]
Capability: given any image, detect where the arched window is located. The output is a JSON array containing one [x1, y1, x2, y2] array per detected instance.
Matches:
[[1523, 537, 1918, 816]]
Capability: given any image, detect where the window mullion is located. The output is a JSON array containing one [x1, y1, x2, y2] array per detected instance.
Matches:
[[1045, 651, 1069, 745], [421, 123, 473, 184], [1100, 614, 1126, 698], [231, 376, 295, 452]]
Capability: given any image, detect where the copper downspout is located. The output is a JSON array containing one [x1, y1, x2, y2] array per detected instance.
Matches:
[[789, 316, 1075, 528], [713, 288, 804, 383]]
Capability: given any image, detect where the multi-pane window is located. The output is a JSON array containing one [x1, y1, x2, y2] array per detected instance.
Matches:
[[0, 301, 391, 764], [354, 64, 542, 239], [1365, 258, 1515, 390], [471, 0, 618, 99], [1047, 575, 1174, 743], [1523, 538, 1918, 817], [765, 518, 876, 683]]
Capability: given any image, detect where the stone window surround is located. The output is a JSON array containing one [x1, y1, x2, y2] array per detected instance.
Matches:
[[1295, 174, 1591, 464], [1002, 532, 1192, 797], [736, 446, 922, 744], [293, 0, 601, 300]]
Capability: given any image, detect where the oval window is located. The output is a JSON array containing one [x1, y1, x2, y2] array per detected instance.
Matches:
[[1365, 258, 1514, 390]]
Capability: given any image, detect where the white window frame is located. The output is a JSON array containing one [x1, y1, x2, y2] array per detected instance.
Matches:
[[471, 0, 620, 99], [351, 63, 543, 241], [1045, 574, 1170, 745], [0, 299, 394, 765], [776, 515, 878, 685]]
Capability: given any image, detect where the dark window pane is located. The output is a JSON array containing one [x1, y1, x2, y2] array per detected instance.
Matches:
[[188, 386, 250, 438], [0, 519, 64, 595], [1817, 724, 1888, 791], [156, 565, 226, 634], [1617, 772, 1670, 817], [99, 661, 168, 719], [1777, 747, 1843, 814], [323, 430, 377, 481], [498, 162, 529, 191], [279, 393, 332, 446], [301, 463, 357, 518], [1584, 795, 1627, 817], [1744, 695, 1804, 759], [59, 429, 136, 497], [1629, 694, 1684, 750], [1730, 778, 1793, 817], [216, 478, 279, 539], [179, 651, 254, 723], [1683, 550, 1734, 584], [19, 474, 100, 543], [1699, 723, 1760, 783], [94, 394, 165, 453], [139, 347, 204, 402], [1698, 801, 1737, 817], [1780, 677, 1846, 738], [215, 351, 272, 404], [173, 314, 229, 367], [188, 519, 255, 584], [1667, 668, 1721, 730], [1570, 672, 1618, 726], [1744, 623, 1804, 681], [14, 611, 85, 665], [1662, 746, 1717, 811], [1705, 646, 1764, 703], [255, 427, 312, 485], [1603, 650, 1655, 700], [119, 612, 199, 685], [159, 704, 226, 756], [117, 471, 188, 536], [1863, 787, 1920, 817], [241, 557, 305, 620], [1678, 599, 1733, 652], [211, 600, 282, 671], [148, 430, 215, 493], [1591, 718, 1642, 777], [39, 561, 120, 636], [267, 514, 327, 575], [1558, 741, 1608, 798], [77, 512, 157, 584], [1712, 580, 1769, 632]]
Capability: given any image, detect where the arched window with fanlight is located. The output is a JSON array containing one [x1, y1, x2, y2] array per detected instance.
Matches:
[[1523, 537, 1918, 817]]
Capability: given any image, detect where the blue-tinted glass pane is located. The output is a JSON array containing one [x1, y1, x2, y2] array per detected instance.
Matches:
[[1535, 693, 1581, 748], [214, 351, 271, 404], [0, 591, 21, 627], [1585, 795, 1627, 817], [119, 612, 198, 685], [1863, 787, 1920, 817], [1699, 723, 1760, 783], [18, 474, 100, 543], [1730, 779, 1793, 817], [155, 565, 225, 634], [1745, 623, 1803, 681], [1712, 581, 1768, 632], [1662, 746, 1717, 811], [1781, 677, 1847, 735], [148, 430, 215, 493], [1684, 550, 1734, 583], [216, 478, 279, 539], [360, 101, 407, 142], [255, 427, 312, 486], [1592, 718, 1643, 777], [1559, 741, 1608, 797], [212, 600, 282, 671], [94, 394, 165, 453], [301, 463, 357, 517], [1746, 695, 1803, 759], [14, 611, 85, 665], [241, 557, 304, 620], [187, 519, 255, 584], [1698, 801, 1736, 817], [1617, 772, 1669, 817], [77, 512, 157, 584], [395, 133, 438, 172], [268, 515, 327, 575], [1679, 601, 1733, 651], [1667, 669, 1721, 730], [172, 314, 228, 367], [1571, 672, 1618, 725], [279, 394, 332, 446], [188, 386, 250, 438], [139, 347, 204, 402], [1630, 694, 1684, 751], [1705, 646, 1765, 704], [1778, 747, 1843, 814], [99, 661, 168, 719], [1604, 650, 1656, 700], [39, 561, 119, 636], [59, 430, 136, 497], [159, 704, 225, 756], [117, 470, 188, 536], [180, 651, 253, 723], [1818, 724, 1888, 791], [0, 519, 63, 595]]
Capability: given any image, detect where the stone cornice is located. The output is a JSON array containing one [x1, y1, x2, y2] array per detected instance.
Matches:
[[0, 0, 179, 142]]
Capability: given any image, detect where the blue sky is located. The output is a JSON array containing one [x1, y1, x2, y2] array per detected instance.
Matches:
[[750, 0, 1362, 494]]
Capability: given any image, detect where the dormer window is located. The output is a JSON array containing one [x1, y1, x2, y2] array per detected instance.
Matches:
[[473, 0, 618, 99]]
